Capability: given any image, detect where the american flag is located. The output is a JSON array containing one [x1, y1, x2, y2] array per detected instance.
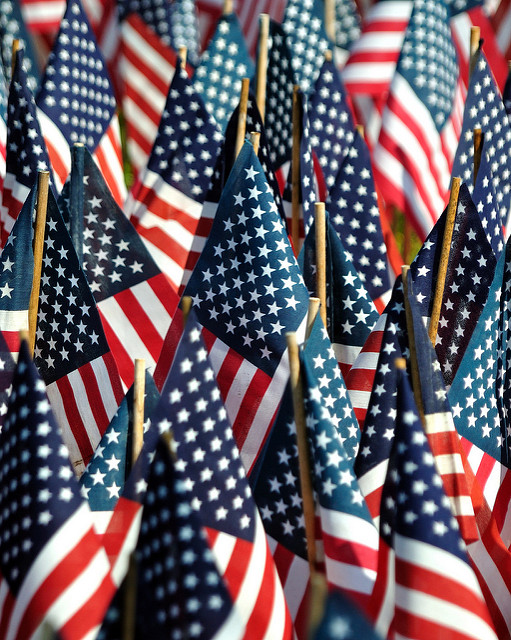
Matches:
[[0, 185, 35, 357], [169, 0, 200, 68], [147, 309, 294, 639], [410, 183, 496, 386], [98, 436, 245, 639], [79, 369, 160, 535], [491, 0, 511, 61], [281, 0, 331, 95], [33, 189, 124, 475], [372, 0, 464, 240], [192, 11, 254, 133], [373, 363, 497, 640], [117, 0, 173, 46], [333, 0, 362, 55], [299, 216, 379, 381], [58, 145, 180, 390], [36, 0, 127, 205], [0, 49, 52, 247], [118, 13, 180, 182], [308, 54, 356, 195], [264, 19, 295, 171], [451, 48, 511, 233], [472, 141, 505, 258], [0, 338, 115, 640], [326, 129, 392, 312], [0, 0, 40, 92], [301, 316, 379, 608], [126, 60, 223, 294], [184, 141, 310, 473]]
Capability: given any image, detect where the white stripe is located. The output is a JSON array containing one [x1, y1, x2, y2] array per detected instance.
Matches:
[[468, 537, 511, 634], [93, 122, 127, 203], [320, 508, 379, 547], [90, 510, 114, 535], [347, 388, 371, 410], [121, 19, 176, 83], [348, 349, 380, 371], [348, 32, 405, 54], [362, 1, 412, 21], [210, 530, 237, 576], [375, 546, 395, 638], [432, 452, 465, 475], [6, 504, 95, 640], [29, 548, 111, 640], [0, 309, 28, 332], [483, 461, 501, 510], [332, 342, 361, 367], [36, 108, 70, 188], [130, 279, 174, 337], [126, 138, 149, 178], [137, 238, 183, 292], [497, 6, 511, 53], [325, 558, 377, 595], [281, 554, 309, 622], [21, 1, 65, 23], [89, 356, 121, 422], [211, 606, 245, 640], [423, 411, 456, 434], [45, 381, 86, 475]]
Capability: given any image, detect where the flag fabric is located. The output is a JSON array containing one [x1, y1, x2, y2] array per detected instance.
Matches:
[[410, 183, 496, 386], [491, 0, 511, 62], [0, 185, 35, 358], [98, 435, 245, 640], [36, 0, 127, 205], [118, 13, 180, 182], [79, 369, 160, 535], [169, 0, 200, 68], [264, 19, 295, 172], [299, 216, 380, 381], [192, 11, 254, 133], [58, 145, 180, 389], [147, 309, 294, 639], [333, 0, 362, 56], [372, 0, 464, 240], [312, 588, 383, 640], [0, 338, 116, 640], [282, 0, 331, 95], [450, 47, 511, 233], [308, 54, 356, 195], [184, 141, 310, 473], [326, 129, 392, 312], [33, 189, 124, 475], [0, 49, 52, 247], [472, 140, 505, 258], [126, 60, 223, 294], [0, 0, 40, 92], [373, 363, 497, 640]]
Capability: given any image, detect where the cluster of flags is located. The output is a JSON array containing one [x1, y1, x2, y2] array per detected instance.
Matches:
[[2, 0, 511, 638]]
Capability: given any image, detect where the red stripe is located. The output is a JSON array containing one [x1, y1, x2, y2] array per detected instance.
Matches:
[[55, 375, 94, 465], [272, 543, 298, 588], [93, 129, 125, 208], [102, 497, 142, 569], [242, 541, 278, 640], [15, 527, 107, 640], [133, 185, 201, 232], [44, 136, 69, 187], [78, 361, 112, 439], [99, 310, 135, 389], [147, 273, 180, 315], [322, 530, 379, 573], [154, 308, 184, 391], [231, 367, 272, 452]]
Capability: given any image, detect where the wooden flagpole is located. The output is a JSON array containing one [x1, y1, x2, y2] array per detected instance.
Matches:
[[291, 85, 302, 257], [11, 39, 19, 80], [223, 0, 233, 15], [401, 265, 425, 422], [181, 295, 192, 326], [256, 13, 270, 123], [248, 131, 261, 156], [28, 170, 50, 356], [469, 26, 480, 80], [324, 0, 336, 43], [428, 177, 460, 347], [286, 333, 317, 571], [179, 46, 187, 68], [122, 553, 138, 640], [306, 297, 320, 341], [132, 358, 145, 466], [235, 78, 250, 158], [473, 127, 483, 185], [315, 203, 327, 331]]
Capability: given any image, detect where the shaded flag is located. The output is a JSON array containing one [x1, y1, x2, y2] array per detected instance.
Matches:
[[146, 309, 294, 638], [117, 0, 173, 45], [184, 141, 310, 472], [36, 0, 127, 205], [282, 0, 331, 94], [264, 19, 295, 172], [326, 129, 392, 312], [312, 589, 383, 640], [0, 0, 39, 91], [126, 60, 223, 294], [372, 363, 497, 640], [372, 0, 464, 240], [33, 189, 124, 475], [192, 11, 254, 133], [299, 216, 379, 381], [0, 339, 115, 640], [58, 145, 180, 389], [169, 0, 200, 68], [308, 54, 356, 194], [0, 49, 52, 247], [97, 436, 245, 639], [450, 47, 511, 232], [333, 0, 361, 57]]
